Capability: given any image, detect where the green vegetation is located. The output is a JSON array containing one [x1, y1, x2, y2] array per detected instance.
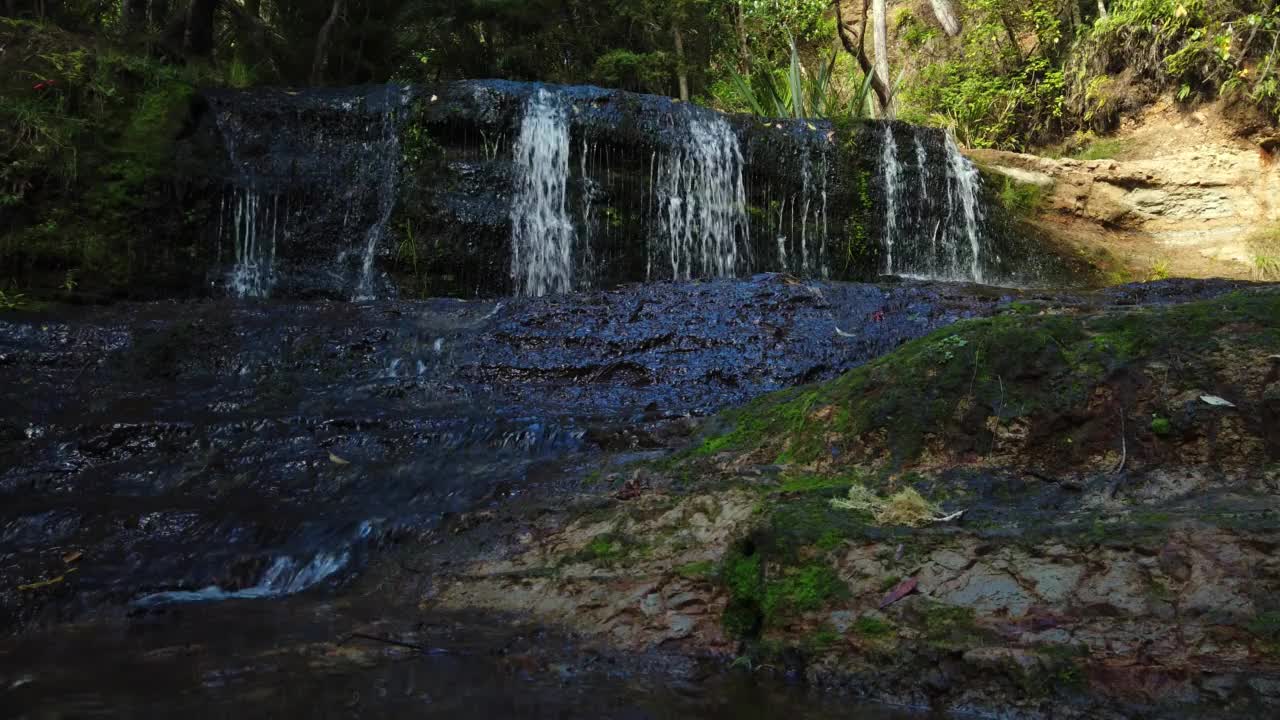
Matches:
[[898, 0, 1280, 149], [920, 602, 980, 649], [1147, 258, 1172, 282], [996, 177, 1048, 218], [775, 472, 858, 495], [0, 288, 27, 311], [675, 560, 717, 579], [720, 542, 848, 638], [853, 615, 894, 637], [1, 17, 225, 297], [898, 0, 1068, 149], [761, 561, 847, 619], [1069, 135, 1131, 161], [692, 292, 1280, 474], [1151, 414, 1173, 436], [1249, 223, 1280, 280], [577, 535, 651, 566], [727, 37, 875, 120]]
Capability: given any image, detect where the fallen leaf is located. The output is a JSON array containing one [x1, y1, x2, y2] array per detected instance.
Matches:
[[63, 550, 83, 564], [329, 452, 350, 465], [1200, 395, 1236, 408], [879, 577, 918, 609]]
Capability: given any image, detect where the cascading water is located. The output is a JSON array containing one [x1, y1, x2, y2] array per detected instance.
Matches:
[[209, 85, 408, 300], [914, 135, 936, 277], [201, 82, 1040, 299], [354, 93, 406, 300], [879, 125, 991, 283], [655, 111, 749, 281], [943, 132, 987, 284], [224, 189, 280, 298], [880, 124, 903, 275], [510, 89, 576, 297]]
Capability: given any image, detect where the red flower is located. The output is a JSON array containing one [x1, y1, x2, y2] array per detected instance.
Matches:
[[870, 310, 885, 322]]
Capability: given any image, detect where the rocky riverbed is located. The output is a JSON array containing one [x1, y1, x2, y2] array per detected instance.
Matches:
[[1, 275, 1273, 718]]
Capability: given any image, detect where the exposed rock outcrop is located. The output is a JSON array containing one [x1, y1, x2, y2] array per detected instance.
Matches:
[[971, 125, 1280, 282], [401, 286, 1280, 719]]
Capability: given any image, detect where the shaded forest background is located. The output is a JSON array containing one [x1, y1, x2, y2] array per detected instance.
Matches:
[[1, 0, 1278, 302]]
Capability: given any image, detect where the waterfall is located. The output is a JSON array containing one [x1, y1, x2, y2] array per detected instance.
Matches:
[[225, 189, 279, 298], [655, 111, 749, 281], [133, 521, 374, 606], [944, 132, 987, 284], [881, 125, 990, 284], [914, 135, 935, 278], [354, 92, 406, 300], [510, 89, 576, 297], [215, 107, 278, 300], [210, 85, 408, 300], [200, 82, 1025, 298], [880, 124, 903, 275]]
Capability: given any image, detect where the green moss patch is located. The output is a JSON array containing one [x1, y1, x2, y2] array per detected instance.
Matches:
[[693, 291, 1280, 475]]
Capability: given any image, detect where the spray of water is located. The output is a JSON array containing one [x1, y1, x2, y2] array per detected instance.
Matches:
[[880, 124, 903, 275], [354, 90, 407, 300], [944, 132, 986, 284], [510, 89, 576, 297], [226, 189, 279, 298], [655, 111, 749, 280]]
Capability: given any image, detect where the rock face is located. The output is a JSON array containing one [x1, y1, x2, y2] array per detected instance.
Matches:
[[404, 284, 1280, 719], [0, 275, 1027, 634], [191, 81, 1069, 300], [970, 144, 1280, 278]]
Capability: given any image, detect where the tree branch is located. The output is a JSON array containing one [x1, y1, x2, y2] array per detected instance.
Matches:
[[833, 0, 892, 112]]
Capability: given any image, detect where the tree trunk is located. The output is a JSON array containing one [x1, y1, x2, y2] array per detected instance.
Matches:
[[185, 0, 218, 56], [311, 0, 345, 85], [121, 0, 147, 31], [871, 0, 893, 117], [1096, 0, 1108, 19], [673, 24, 690, 101], [150, 0, 170, 25], [834, 0, 893, 114], [928, 0, 962, 36], [999, 13, 1022, 59], [734, 4, 752, 73]]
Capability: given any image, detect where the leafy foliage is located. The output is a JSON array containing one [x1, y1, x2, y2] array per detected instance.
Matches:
[[899, 0, 1280, 147], [899, 0, 1067, 149], [726, 37, 875, 119], [0, 18, 221, 296]]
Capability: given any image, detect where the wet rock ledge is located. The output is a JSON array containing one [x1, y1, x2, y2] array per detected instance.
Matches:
[[392, 286, 1280, 719]]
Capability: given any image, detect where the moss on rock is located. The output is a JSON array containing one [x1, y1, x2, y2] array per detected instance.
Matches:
[[696, 291, 1280, 476]]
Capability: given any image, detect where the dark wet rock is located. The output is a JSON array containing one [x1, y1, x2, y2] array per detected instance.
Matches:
[[405, 281, 1280, 719], [0, 275, 1026, 634], [191, 81, 1076, 300]]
